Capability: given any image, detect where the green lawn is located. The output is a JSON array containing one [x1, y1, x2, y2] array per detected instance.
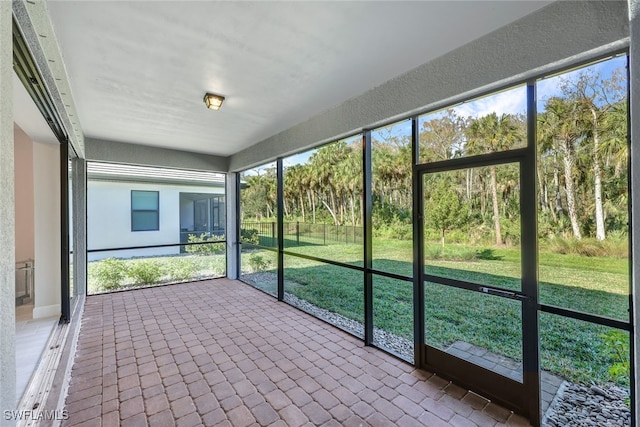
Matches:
[[241, 238, 630, 386]]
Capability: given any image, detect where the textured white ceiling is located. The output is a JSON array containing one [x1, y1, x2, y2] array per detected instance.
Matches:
[[46, 1, 552, 157]]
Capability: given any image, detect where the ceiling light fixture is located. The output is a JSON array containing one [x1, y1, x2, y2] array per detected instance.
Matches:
[[204, 92, 225, 110]]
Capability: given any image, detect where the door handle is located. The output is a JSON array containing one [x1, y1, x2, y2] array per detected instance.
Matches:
[[479, 286, 527, 301]]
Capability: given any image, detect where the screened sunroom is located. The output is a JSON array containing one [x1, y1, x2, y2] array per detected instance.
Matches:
[[2, 2, 638, 427]]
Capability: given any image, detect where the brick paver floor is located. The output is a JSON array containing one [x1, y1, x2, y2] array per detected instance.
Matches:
[[446, 341, 564, 415], [62, 279, 532, 426]]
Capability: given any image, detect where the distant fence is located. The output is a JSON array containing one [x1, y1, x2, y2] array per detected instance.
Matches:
[[241, 221, 363, 247]]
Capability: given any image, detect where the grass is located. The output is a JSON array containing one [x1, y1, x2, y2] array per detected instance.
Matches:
[[241, 237, 630, 386]]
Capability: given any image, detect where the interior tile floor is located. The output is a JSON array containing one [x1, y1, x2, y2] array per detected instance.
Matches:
[[61, 279, 532, 426], [15, 304, 58, 403]]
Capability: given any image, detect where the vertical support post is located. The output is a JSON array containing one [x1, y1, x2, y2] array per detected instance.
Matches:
[[412, 117, 425, 367], [0, 2, 16, 421], [628, 1, 639, 424], [72, 158, 87, 298], [522, 81, 541, 426], [60, 140, 70, 323], [226, 172, 238, 280], [277, 159, 284, 301], [363, 131, 373, 345]]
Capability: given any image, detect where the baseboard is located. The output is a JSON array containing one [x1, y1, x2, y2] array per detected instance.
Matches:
[[32, 304, 60, 319]]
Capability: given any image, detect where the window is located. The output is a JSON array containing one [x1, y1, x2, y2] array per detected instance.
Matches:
[[210, 195, 225, 233], [131, 190, 159, 231]]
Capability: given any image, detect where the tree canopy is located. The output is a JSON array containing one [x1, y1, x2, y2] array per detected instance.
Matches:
[[241, 60, 628, 247]]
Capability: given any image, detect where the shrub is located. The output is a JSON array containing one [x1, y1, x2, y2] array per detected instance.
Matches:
[[128, 260, 164, 285], [207, 257, 226, 276], [546, 234, 630, 258], [500, 217, 521, 246], [248, 254, 271, 272], [185, 233, 225, 255], [600, 330, 630, 387], [167, 258, 198, 282], [601, 231, 629, 258], [549, 237, 605, 257], [241, 228, 260, 245], [92, 258, 127, 291], [426, 246, 443, 260], [373, 221, 412, 240], [446, 229, 468, 245]]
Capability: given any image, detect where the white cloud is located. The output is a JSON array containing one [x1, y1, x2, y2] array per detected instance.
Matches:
[[453, 86, 527, 118]]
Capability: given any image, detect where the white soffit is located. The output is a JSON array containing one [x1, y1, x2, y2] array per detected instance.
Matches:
[[46, 1, 552, 157], [13, 72, 58, 145], [87, 161, 225, 184]]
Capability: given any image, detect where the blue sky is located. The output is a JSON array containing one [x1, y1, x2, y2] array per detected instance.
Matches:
[[283, 151, 313, 168], [536, 55, 626, 110], [282, 134, 362, 167], [248, 56, 627, 171], [379, 55, 626, 141]]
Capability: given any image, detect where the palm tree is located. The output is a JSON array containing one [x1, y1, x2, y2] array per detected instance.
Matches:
[[561, 69, 626, 240], [599, 100, 628, 179], [466, 113, 522, 246], [310, 142, 351, 225], [538, 97, 584, 240], [285, 164, 306, 222], [336, 145, 362, 225]]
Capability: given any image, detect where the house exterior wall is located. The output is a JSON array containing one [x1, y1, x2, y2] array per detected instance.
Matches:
[[0, 1, 16, 421], [87, 180, 224, 260]]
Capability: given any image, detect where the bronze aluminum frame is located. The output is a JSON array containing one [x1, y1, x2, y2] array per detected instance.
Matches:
[[60, 140, 70, 323], [416, 152, 537, 421], [277, 159, 285, 301], [235, 51, 634, 427], [413, 82, 540, 420]]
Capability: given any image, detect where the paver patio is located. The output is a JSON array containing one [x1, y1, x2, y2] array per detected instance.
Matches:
[[61, 278, 532, 426]]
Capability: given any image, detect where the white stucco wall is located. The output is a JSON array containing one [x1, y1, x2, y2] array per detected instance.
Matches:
[[33, 141, 60, 319], [13, 125, 34, 263], [0, 1, 16, 419], [87, 180, 224, 260], [229, 1, 629, 172]]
